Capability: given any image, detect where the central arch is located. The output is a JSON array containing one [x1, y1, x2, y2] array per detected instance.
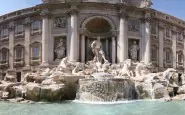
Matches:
[[81, 15, 116, 35], [80, 16, 116, 63]]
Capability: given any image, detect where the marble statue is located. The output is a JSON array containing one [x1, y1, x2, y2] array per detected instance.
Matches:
[[72, 62, 85, 75], [90, 40, 108, 64], [135, 61, 150, 77], [118, 59, 134, 78], [54, 39, 66, 59], [129, 41, 139, 61]]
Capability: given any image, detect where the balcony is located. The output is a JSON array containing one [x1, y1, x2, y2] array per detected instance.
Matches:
[[14, 58, 24, 67], [30, 57, 41, 66], [31, 29, 42, 36], [15, 32, 25, 39], [177, 62, 184, 70], [0, 60, 9, 69], [0, 36, 9, 42]]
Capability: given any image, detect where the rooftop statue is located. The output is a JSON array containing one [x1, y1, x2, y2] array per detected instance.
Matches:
[[42, 0, 153, 8], [122, 0, 153, 8]]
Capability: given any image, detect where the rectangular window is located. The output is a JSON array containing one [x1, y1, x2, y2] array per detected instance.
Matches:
[[177, 53, 183, 63], [32, 20, 41, 31], [32, 47, 40, 58], [166, 52, 170, 62], [1, 50, 8, 62], [166, 29, 170, 37], [177, 33, 183, 41], [1, 28, 8, 38], [151, 22, 157, 34], [151, 49, 157, 59], [15, 47, 23, 59], [15, 24, 24, 34]]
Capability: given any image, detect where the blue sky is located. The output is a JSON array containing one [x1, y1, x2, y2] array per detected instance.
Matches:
[[0, 0, 184, 20]]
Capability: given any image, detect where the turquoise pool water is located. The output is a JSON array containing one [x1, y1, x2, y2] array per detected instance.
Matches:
[[0, 100, 184, 115]]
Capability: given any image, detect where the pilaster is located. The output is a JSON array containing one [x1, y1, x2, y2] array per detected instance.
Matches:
[[172, 28, 177, 69], [40, 8, 50, 67], [8, 21, 15, 70], [158, 22, 164, 69], [81, 35, 85, 63], [23, 18, 31, 68], [112, 36, 116, 63]]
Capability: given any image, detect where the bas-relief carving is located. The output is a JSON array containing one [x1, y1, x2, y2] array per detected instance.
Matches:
[[128, 19, 140, 33], [54, 17, 67, 29]]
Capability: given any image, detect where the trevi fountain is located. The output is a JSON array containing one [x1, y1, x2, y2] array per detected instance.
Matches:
[[1, 0, 185, 114], [1, 40, 185, 115]]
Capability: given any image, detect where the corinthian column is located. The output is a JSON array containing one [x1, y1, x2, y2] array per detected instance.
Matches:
[[141, 17, 151, 64], [118, 13, 128, 62], [68, 6, 79, 62], [40, 9, 50, 67]]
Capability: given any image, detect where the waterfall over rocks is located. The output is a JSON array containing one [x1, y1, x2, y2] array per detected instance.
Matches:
[[76, 78, 137, 102]]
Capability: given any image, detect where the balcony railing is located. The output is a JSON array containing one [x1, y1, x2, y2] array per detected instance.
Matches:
[[177, 62, 184, 69], [0, 36, 9, 42], [31, 29, 42, 36], [0, 60, 9, 69], [14, 58, 24, 67], [30, 57, 41, 66], [15, 32, 25, 39]]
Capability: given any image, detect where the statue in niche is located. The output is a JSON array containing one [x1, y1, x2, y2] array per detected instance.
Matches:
[[54, 39, 66, 59], [54, 17, 66, 28], [129, 41, 139, 61], [90, 40, 108, 64]]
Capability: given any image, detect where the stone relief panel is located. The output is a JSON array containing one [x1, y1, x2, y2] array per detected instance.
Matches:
[[54, 36, 66, 60], [54, 16, 67, 29], [128, 19, 141, 33]]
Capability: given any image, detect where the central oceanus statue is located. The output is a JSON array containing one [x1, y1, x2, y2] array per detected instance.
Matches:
[[90, 40, 108, 64]]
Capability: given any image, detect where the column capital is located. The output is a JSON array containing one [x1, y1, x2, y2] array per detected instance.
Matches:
[[140, 17, 152, 23], [79, 28, 86, 34], [111, 30, 119, 37], [8, 21, 15, 32], [118, 9, 129, 19], [158, 21, 165, 30], [66, 4, 79, 15], [40, 8, 51, 18], [23, 17, 31, 26], [171, 26, 177, 34]]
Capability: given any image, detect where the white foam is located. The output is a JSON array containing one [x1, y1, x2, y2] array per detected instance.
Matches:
[[72, 99, 160, 105]]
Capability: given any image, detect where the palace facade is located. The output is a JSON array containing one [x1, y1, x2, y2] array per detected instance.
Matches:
[[0, 0, 185, 81]]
